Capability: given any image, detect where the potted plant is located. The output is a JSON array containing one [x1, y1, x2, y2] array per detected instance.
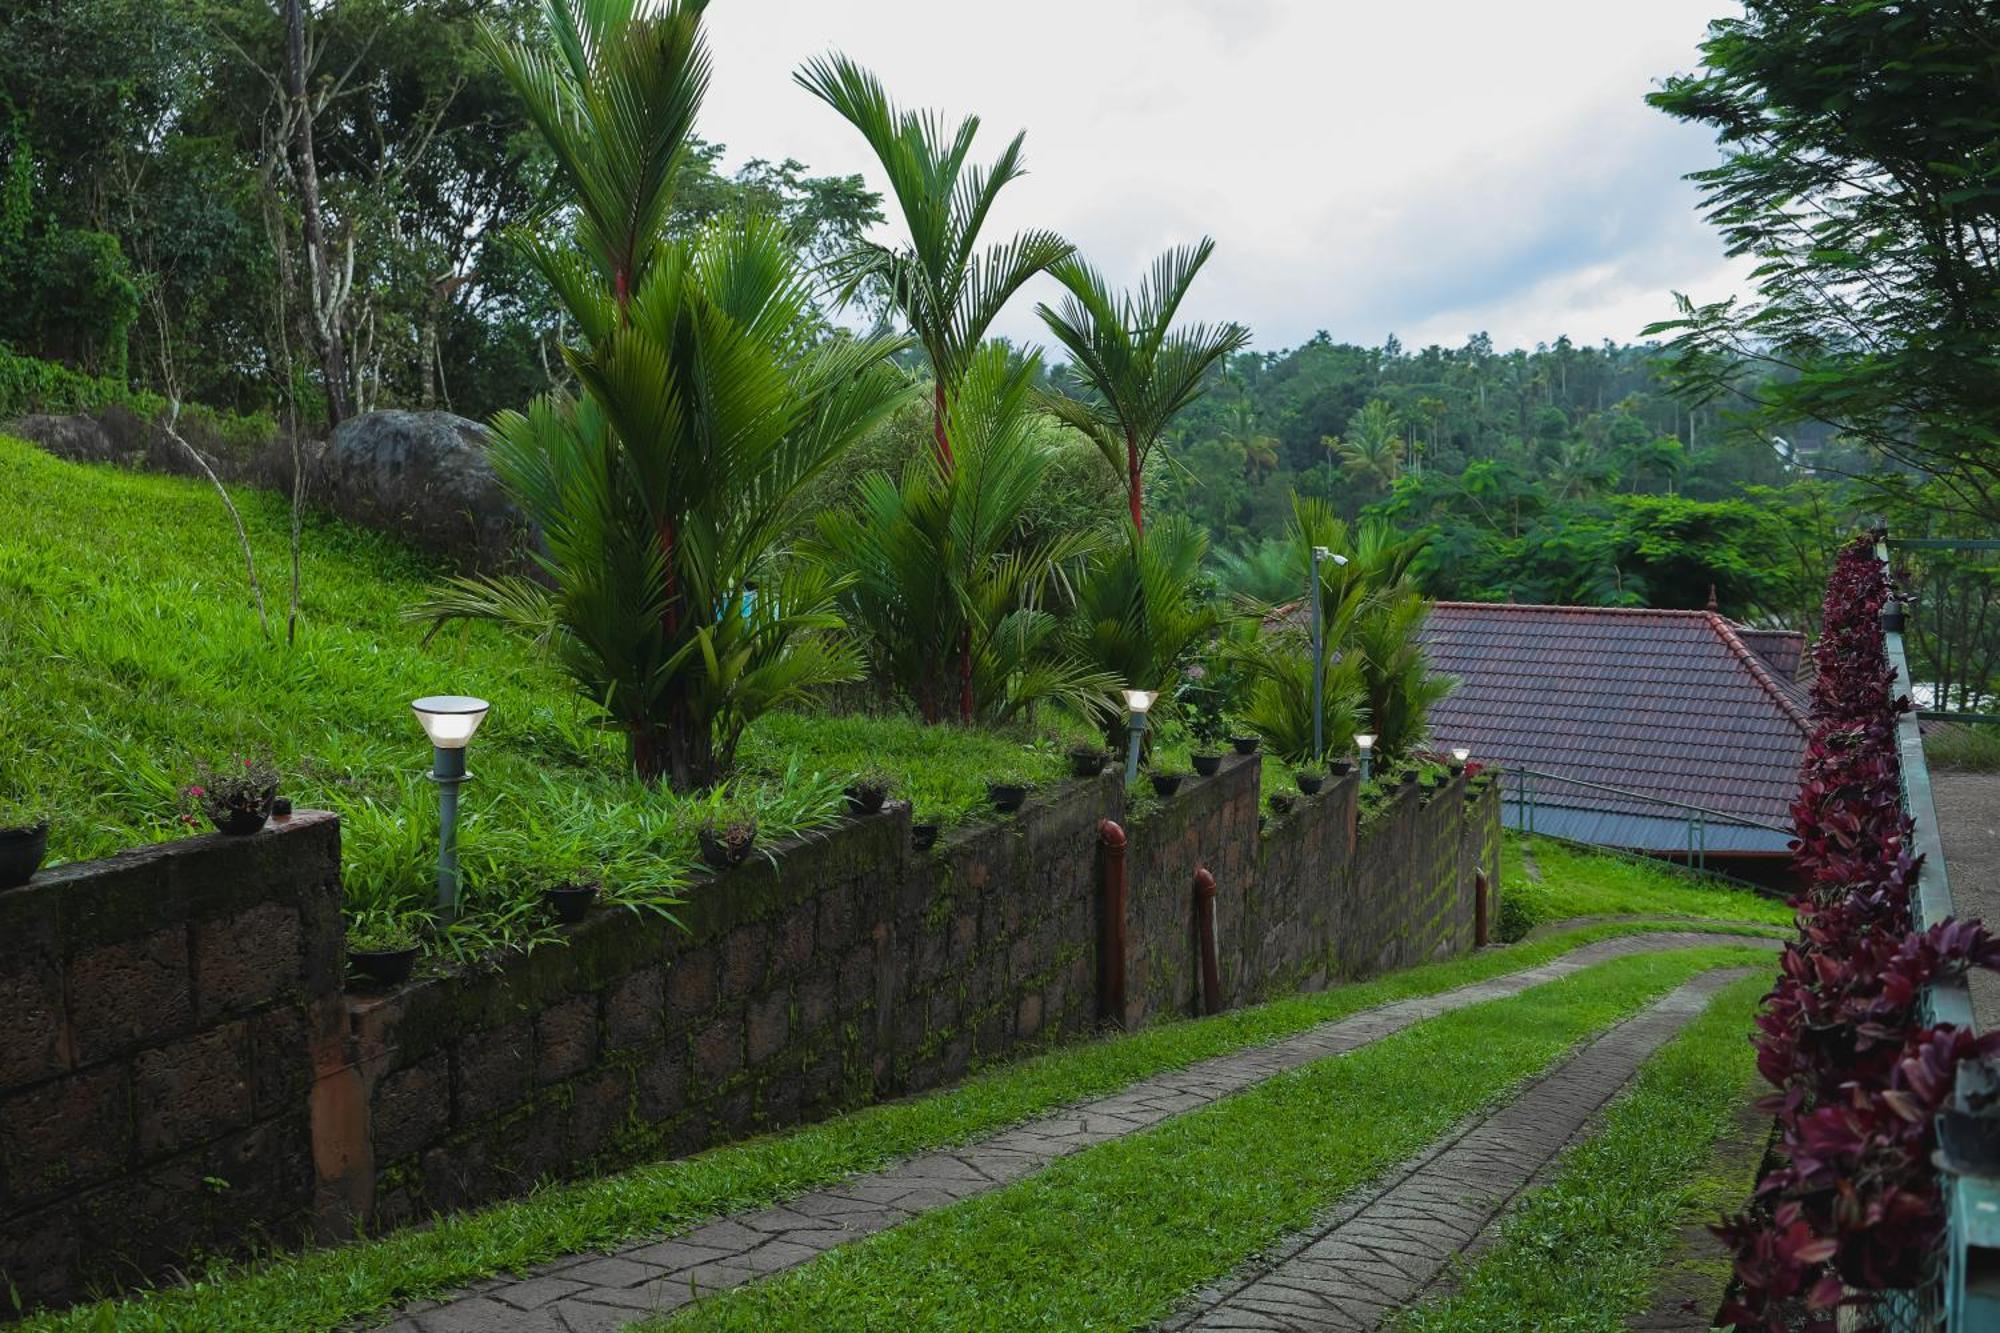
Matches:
[[1327, 758, 1353, 776], [1150, 770, 1187, 797], [185, 754, 280, 836], [1268, 792, 1295, 815], [987, 781, 1030, 814], [1229, 734, 1261, 756], [1295, 769, 1326, 796], [911, 821, 940, 851], [0, 802, 49, 888], [844, 770, 892, 816], [698, 817, 758, 870], [346, 916, 421, 987], [544, 880, 599, 924], [1191, 752, 1222, 777], [1068, 745, 1108, 778]]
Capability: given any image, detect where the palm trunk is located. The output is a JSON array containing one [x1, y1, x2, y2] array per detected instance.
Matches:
[[1126, 430, 1143, 534], [932, 380, 953, 470]]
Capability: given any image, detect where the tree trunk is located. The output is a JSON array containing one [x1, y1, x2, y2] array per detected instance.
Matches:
[[1126, 430, 1144, 534], [283, 0, 350, 429], [932, 379, 953, 470]]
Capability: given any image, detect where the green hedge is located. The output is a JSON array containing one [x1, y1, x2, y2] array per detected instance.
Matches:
[[0, 342, 276, 450]]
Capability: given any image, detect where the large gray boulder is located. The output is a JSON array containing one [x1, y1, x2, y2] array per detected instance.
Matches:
[[318, 411, 529, 570]]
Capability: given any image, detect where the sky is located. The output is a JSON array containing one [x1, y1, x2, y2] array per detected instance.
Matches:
[[698, 0, 1752, 358]]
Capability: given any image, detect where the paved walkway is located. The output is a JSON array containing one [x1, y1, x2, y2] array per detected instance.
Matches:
[[380, 932, 1775, 1333], [1927, 769, 2000, 1029], [1161, 968, 1755, 1332]]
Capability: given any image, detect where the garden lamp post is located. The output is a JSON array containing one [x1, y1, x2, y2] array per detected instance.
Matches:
[[1122, 688, 1158, 786], [412, 695, 489, 917], [1307, 546, 1348, 765], [1450, 746, 1470, 775], [1356, 732, 1376, 783]]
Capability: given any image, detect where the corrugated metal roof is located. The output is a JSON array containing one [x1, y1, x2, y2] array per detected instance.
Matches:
[[1418, 602, 1810, 833], [1499, 800, 1795, 855]]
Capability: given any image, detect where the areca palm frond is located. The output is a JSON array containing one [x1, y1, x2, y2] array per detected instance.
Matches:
[[795, 53, 1073, 463], [1063, 515, 1219, 738], [1350, 592, 1455, 759], [808, 343, 1116, 726], [1223, 625, 1366, 767], [1327, 399, 1405, 493], [1036, 239, 1250, 529]]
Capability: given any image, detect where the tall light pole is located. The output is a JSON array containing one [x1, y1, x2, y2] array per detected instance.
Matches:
[[1308, 546, 1348, 765], [1122, 689, 1158, 786], [412, 695, 489, 917], [1356, 732, 1376, 783]]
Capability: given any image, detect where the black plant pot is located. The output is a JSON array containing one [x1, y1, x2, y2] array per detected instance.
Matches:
[[988, 782, 1029, 814], [349, 945, 419, 987], [0, 821, 49, 888], [1192, 753, 1222, 777], [209, 785, 277, 836], [1150, 772, 1186, 797], [1230, 735, 1261, 756], [1295, 770, 1325, 796], [1268, 793, 1295, 815], [845, 784, 888, 816], [911, 822, 940, 851], [545, 883, 598, 924], [1327, 759, 1353, 776], [699, 827, 755, 870], [1069, 748, 1108, 778]]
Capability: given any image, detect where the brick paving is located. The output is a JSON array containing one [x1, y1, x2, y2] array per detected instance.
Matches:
[[377, 932, 1772, 1333], [1162, 967, 1760, 1332]]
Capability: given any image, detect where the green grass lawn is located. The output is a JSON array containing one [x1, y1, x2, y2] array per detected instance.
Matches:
[[650, 946, 1770, 1332], [1501, 833, 1794, 937], [19, 922, 1775, 1333], [1395, 972, 1767, 1331], [0, 438, 1084, 957]]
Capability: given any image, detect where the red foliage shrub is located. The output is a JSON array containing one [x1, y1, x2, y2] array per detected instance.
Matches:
[[1718, 535, 2000, 1329]]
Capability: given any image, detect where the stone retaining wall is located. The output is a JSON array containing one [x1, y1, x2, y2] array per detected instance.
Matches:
[[0, 766, 1501, 1313]]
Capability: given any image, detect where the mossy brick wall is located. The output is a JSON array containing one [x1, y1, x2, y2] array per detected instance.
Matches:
[[1125, 762, 1501, 1024], [318, 777, 1118, 1231], [0, 813, 342, 1311], [1, 767, 1502, 1312]]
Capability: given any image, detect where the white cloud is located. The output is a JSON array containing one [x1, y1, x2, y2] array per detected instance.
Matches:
[[698, 0, 1747, 353]]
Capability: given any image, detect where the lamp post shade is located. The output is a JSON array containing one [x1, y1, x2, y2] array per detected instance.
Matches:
[[1122, 689, 1159, 716], [1452, 747, 1470, 765], [412, 695, 490, 749], [1355, 734, 1375, 753]]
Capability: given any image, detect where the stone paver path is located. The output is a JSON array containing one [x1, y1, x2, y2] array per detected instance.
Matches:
[[1162, 967, 1758, 1332], [379, 932, 1773, 1333]]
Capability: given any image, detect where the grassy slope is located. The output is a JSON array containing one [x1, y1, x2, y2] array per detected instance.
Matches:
[[0, 438, 1079, 951], [653, 948, 1770, 1332], [20, 923, 1777, 1333], [1503, 832, 1794, 933], [1396, 972, 1767, 1331]]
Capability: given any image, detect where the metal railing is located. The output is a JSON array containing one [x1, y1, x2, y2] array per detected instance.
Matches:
[[1504, 765, 1791, 877], [1878, 541, 2000, 1331]]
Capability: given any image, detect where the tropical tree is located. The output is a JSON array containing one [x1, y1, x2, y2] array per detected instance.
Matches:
[[1035, 240, 1250, 531], [810, 344, 1115, 726], [417, 0, 911, 789], [1227, 621, 1366, 767], [1327, 399, 1404, 493], [1063, 515, 1220, 742], [795, 54, 1072, 468]]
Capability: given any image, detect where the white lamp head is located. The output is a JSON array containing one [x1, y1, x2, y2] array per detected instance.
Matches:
[[1451, 747, 1470, 764], [1312, 546, 1349, 566], [1355, 733, 1376, 753], [1122, 688, 1159, 716], [412, 695, 490, 749]]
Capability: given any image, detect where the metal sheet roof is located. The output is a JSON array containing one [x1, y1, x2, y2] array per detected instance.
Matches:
[[1498, 798, 1795, 855]]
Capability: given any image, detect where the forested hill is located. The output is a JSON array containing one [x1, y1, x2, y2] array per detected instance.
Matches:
[[1153, 333, 1856, 625]]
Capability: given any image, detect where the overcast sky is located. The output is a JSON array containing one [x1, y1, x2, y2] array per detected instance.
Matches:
[[699, 0, 1749, 357]]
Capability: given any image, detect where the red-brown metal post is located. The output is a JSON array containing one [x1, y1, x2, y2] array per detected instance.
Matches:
[[1098, 819, 1127, 1025], [1475, 868, 1490, 948], [1194, 867, 1222, 1015]]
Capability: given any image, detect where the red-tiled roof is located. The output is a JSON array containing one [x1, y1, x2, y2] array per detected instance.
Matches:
[[1737, 627, 1807, 681], [1418, 602, 1810, 830]]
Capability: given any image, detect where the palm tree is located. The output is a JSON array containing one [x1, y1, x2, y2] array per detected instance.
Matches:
[[796, 54, 1072, 470], [810, 344, 1116, 726], [1035, 241, 1250, 532], [1328, 399, 1404, 493], [417, 0, 911, 789], [1064, 515, 1220, 743]]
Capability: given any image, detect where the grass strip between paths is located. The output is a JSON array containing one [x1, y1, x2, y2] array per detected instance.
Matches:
[[648, 945, 1771, 1332], [21, 924, 1777, 1333], [1394, 971, 1767, 1332]]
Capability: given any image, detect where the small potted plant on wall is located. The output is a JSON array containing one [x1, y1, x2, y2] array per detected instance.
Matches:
[[1067, 744, 1108, 778], [346, 913, 422, 987], [699, 816, 758, 870], [1295, 767, 1326, 796], [543, 877, 600, 924], [910, 818, 941, 851], [844, 769, 893, 816], [1149, 769, 1188, 797], [0, 800, 50, 888], [987, 780, 1030, 814], [185, 753, 281, 835], [1229, 731, 1261, 756]]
